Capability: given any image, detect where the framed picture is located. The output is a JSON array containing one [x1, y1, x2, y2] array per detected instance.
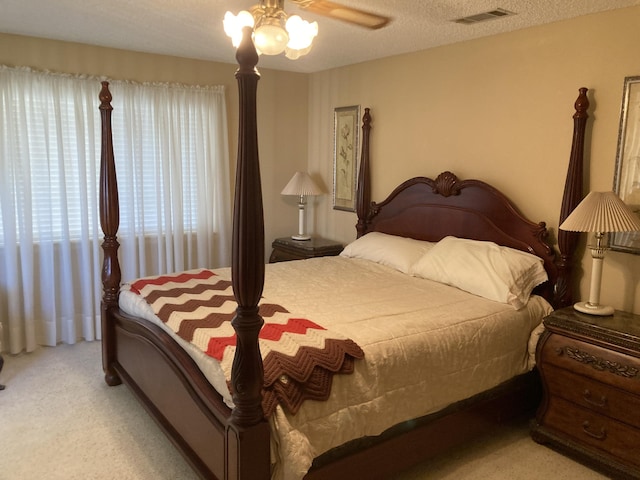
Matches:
[[612, 76, 640, 254], [333, 105, 360, 211]]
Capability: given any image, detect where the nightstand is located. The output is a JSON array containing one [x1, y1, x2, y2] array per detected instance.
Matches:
[[269, 237, 343, 263], [531, 306, 640, 479]]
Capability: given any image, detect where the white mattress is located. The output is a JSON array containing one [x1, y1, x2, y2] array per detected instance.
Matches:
[[119, 256, 551, 480]]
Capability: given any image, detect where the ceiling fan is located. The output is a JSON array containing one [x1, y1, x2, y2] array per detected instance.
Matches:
[[224, 0, 391, 59], [290, 0, 391, 30]]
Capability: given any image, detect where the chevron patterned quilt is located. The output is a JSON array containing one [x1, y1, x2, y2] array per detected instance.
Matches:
[[127, 268, 364, 417]]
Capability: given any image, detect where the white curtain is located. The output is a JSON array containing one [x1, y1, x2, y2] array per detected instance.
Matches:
[[109, 80, 232, 279], [0, 66, 231, 354]]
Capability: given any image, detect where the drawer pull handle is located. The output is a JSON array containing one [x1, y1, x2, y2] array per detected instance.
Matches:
[[582, 420, 607, 440], [583, 389, 607, 409]]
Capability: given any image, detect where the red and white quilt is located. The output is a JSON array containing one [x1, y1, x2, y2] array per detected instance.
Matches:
[[127, 268, 364, 416]]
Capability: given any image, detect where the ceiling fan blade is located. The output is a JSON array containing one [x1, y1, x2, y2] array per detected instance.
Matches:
[[296, 0, 391, 29]]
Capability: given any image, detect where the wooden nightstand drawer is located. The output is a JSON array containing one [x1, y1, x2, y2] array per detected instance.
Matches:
[[540, 332, 640, 393], [532, 307, 640, 478], [544, 396, 640, 468], [543, 363, 640, 427]]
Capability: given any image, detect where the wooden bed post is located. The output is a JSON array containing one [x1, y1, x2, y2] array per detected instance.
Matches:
[[554, 87, 589, 308], [99, 81, 122, 387], [356, 108, 372, 237], [226, 26, 271, 480]]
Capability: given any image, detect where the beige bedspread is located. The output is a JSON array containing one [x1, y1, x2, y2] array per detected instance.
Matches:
[[119, 256, 552, 480]]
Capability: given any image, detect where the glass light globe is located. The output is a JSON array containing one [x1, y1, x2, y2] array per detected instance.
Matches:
[[223, 11, 255, 47], [285, 15, 318, 51], [254, 22, 289, 55], [285, 44, 312, 59]]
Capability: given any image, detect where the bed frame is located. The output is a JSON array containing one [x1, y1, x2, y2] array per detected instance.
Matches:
[[98, 28, 589, 480]]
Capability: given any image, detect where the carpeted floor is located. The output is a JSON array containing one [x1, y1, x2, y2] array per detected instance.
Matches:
[[0, 342, 610, 480]]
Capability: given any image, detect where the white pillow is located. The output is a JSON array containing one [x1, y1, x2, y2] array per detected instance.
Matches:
[[410, 236, 548, 309], [340, 232, 436, 274]]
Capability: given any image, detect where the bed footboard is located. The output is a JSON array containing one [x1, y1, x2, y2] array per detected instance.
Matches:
[[111, 309, 229, 477]]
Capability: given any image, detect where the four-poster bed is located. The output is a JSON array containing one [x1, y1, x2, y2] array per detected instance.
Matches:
[[99, 29, 589, 480]]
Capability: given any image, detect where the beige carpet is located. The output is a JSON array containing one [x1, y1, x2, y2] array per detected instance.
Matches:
[[0, 342, 610, 480]]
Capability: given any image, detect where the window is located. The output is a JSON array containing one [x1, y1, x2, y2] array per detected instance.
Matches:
[[1, 72, 229, 245], [0, 66, 231, 353]]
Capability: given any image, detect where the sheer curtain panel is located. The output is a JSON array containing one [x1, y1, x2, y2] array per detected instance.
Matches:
[[0, 67, 231, 354]]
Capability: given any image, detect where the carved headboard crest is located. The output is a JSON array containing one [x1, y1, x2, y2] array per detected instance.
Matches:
[[432, 171, 462, 197]]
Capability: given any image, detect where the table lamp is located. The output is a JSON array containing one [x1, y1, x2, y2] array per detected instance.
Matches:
[[559, 191, 640, 315], [281, 172, 324, 240]]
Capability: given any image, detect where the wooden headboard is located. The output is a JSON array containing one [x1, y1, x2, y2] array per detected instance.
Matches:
[[354, 91, 590, 309], [361, 171, 556, 286]]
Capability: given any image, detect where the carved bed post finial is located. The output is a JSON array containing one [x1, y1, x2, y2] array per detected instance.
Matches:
[[99, 81, 122, 386], [230, 26, 265, 428], [356, 108, 372, 237], [555, 87, 589, 308]]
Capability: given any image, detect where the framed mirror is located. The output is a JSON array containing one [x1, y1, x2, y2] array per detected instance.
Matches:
[[612, 76, 640, 253]]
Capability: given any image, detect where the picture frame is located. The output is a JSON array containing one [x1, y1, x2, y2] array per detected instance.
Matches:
[[333, 105, 360, 211], [612, 76, 640, 254]]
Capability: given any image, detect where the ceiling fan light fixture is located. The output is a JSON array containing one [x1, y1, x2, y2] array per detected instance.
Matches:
[[286, 15, 318, 51], [254, 17, 289, 55], [223, 1, 317, 59], [285, 44, 311, 60], [223, 10, 255, 47]]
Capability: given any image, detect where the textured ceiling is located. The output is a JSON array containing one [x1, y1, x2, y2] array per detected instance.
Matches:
[[2, 0, 640, 73]]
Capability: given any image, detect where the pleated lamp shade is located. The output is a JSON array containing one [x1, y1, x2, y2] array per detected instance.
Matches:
[[281, 172, 324, 240], [560, 191, 640, 233], [559, 191, 640, 316], [281, 172, 324, 196]]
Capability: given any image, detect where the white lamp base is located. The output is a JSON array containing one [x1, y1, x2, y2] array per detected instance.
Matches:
[[290, 197, 311, 241], [572, 245, 614, 316], [573, 301, 614, 316]]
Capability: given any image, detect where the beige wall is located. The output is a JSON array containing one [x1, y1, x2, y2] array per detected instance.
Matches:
[[0, 32, 309, 262], [308, 6, 640, 314]]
